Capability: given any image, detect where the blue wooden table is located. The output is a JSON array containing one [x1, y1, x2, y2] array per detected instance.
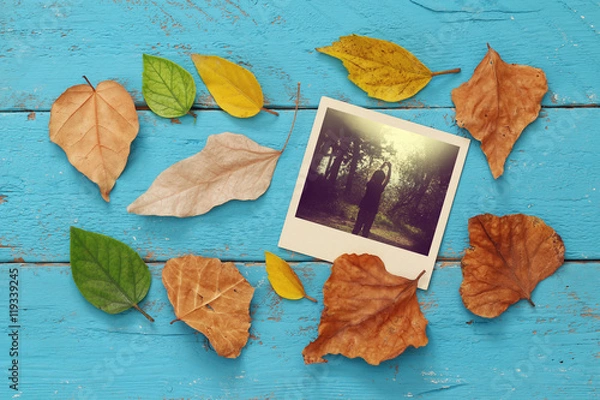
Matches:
[[1, 1, 598, 398]]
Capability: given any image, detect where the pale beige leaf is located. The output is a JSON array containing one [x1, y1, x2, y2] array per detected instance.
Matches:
[[127, 132, 281, 217], [162, 255, 255, 358], [49, 80, 139, 201]]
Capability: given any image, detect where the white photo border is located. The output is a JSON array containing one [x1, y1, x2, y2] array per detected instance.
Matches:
[[279, 97, 470, 290]]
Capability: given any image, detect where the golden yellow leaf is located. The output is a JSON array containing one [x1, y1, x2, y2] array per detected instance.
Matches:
[[191, 54, 270, 118], [265, 251, 316, 302], [317, 34, 460, 102], [49, 78, 139, 202]]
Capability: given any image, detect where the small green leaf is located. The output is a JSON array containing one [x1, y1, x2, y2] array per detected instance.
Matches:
[[70, 227, 154, 322], [142, 54, 196, 118]]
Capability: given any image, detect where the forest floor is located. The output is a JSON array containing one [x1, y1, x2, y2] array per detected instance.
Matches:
[[296, 209, 421, 252]]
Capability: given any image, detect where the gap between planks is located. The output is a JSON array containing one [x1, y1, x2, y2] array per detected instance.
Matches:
[[2, 259, 599, 266], [1, 104, 599, 114]]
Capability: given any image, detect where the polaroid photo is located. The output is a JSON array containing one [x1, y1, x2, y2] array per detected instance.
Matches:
[[279, 97, 470, 290]]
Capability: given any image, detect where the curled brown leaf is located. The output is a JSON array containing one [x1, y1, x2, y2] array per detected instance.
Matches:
[[303, 254, 428, 365], [460, 214, 565, 318], [452, 45, 547, 179]]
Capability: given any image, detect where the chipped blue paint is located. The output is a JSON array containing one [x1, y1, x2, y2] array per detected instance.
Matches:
[[0, 108, 598, 263], [0, 0, 599, 110], [0, 262, 597, 399], [0, 0, 598, 398]]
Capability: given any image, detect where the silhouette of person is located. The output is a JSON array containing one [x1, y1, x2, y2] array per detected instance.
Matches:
[[352, 161, 391, 238]]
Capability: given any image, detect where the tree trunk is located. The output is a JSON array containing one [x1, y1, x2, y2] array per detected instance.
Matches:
[[344, 140, 361, 197], [326, 154, 344, 186]]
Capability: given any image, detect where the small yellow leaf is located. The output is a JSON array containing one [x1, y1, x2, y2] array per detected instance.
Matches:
[[265, 251, 316, 302], [191, 54, 264, 118], [317, 34, 460, 102]]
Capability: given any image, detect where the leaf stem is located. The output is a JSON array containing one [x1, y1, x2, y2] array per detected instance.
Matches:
[[132, 304, 155, 322], [527, 298, 536, 307], [431, 68, 461, 77], [170, 318, 181, 325], [415, 270, 427, 281], [280, 82, 301, 153], [82, 75, 95, 91], [187, 110, 198, 118], [304, 294, 317, 303], [261, 107, 279, 116]]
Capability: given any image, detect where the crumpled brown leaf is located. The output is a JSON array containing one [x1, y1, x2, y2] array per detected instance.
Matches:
[[303, 254, 428, 365], [451, 44, 547, 179], [127, 132, 282, 217], [460, 214, 565, 318], [162, 255, 255, 358], [49, 79, 139, 201]]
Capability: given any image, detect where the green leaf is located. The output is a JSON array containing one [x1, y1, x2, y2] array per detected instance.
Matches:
[[70, 227, 154, 322], [142, 54, 196, 118]]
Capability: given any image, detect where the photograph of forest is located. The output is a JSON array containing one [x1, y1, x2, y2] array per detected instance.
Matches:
[[296, 108, 460, 256]]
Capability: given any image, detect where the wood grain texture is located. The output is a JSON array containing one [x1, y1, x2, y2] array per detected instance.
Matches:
[[1, 0, 598, 398], [0, 0, 599, 110], [0, 108, 597, 263], [0, 261, 597, 399]]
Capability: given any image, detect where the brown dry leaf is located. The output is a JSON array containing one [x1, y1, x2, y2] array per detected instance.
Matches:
[[49, 78, 139, 201], [162, 255, 255, 358], [302, 254, 428, 365], [460, 214, 565, 318], [451, 44, 547, 179], [128, 83, 300, 217]]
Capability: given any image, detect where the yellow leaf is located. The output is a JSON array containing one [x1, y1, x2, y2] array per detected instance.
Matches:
[[265, 251, 316, 302], [191, 54, 266, 118], [317, 34, 460, 102]]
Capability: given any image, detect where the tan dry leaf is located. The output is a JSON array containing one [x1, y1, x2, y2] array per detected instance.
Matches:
[[49, 79, 139, 201], [451, 44, 547, 179], [460, 214, 565, 318], [303, 254, 428, 365], [162, 255, 255, 358], [127, 132, 281, 217]]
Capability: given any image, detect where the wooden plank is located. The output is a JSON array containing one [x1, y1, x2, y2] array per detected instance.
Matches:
[[0, 261, 597, 399], [0, 108, 598, 263], [1, 0, 599, 110]]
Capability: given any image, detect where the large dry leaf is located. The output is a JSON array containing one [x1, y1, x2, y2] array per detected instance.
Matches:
[[303, 254, 428, 365], [49, 79, 139, 202], [162, 255, 255, 358], [128, 83, 301, 217], [317, 34, 460, 102], [452, 45, 547, 179], [127, 132, 282, 217], [460, 214, 565, 318]]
